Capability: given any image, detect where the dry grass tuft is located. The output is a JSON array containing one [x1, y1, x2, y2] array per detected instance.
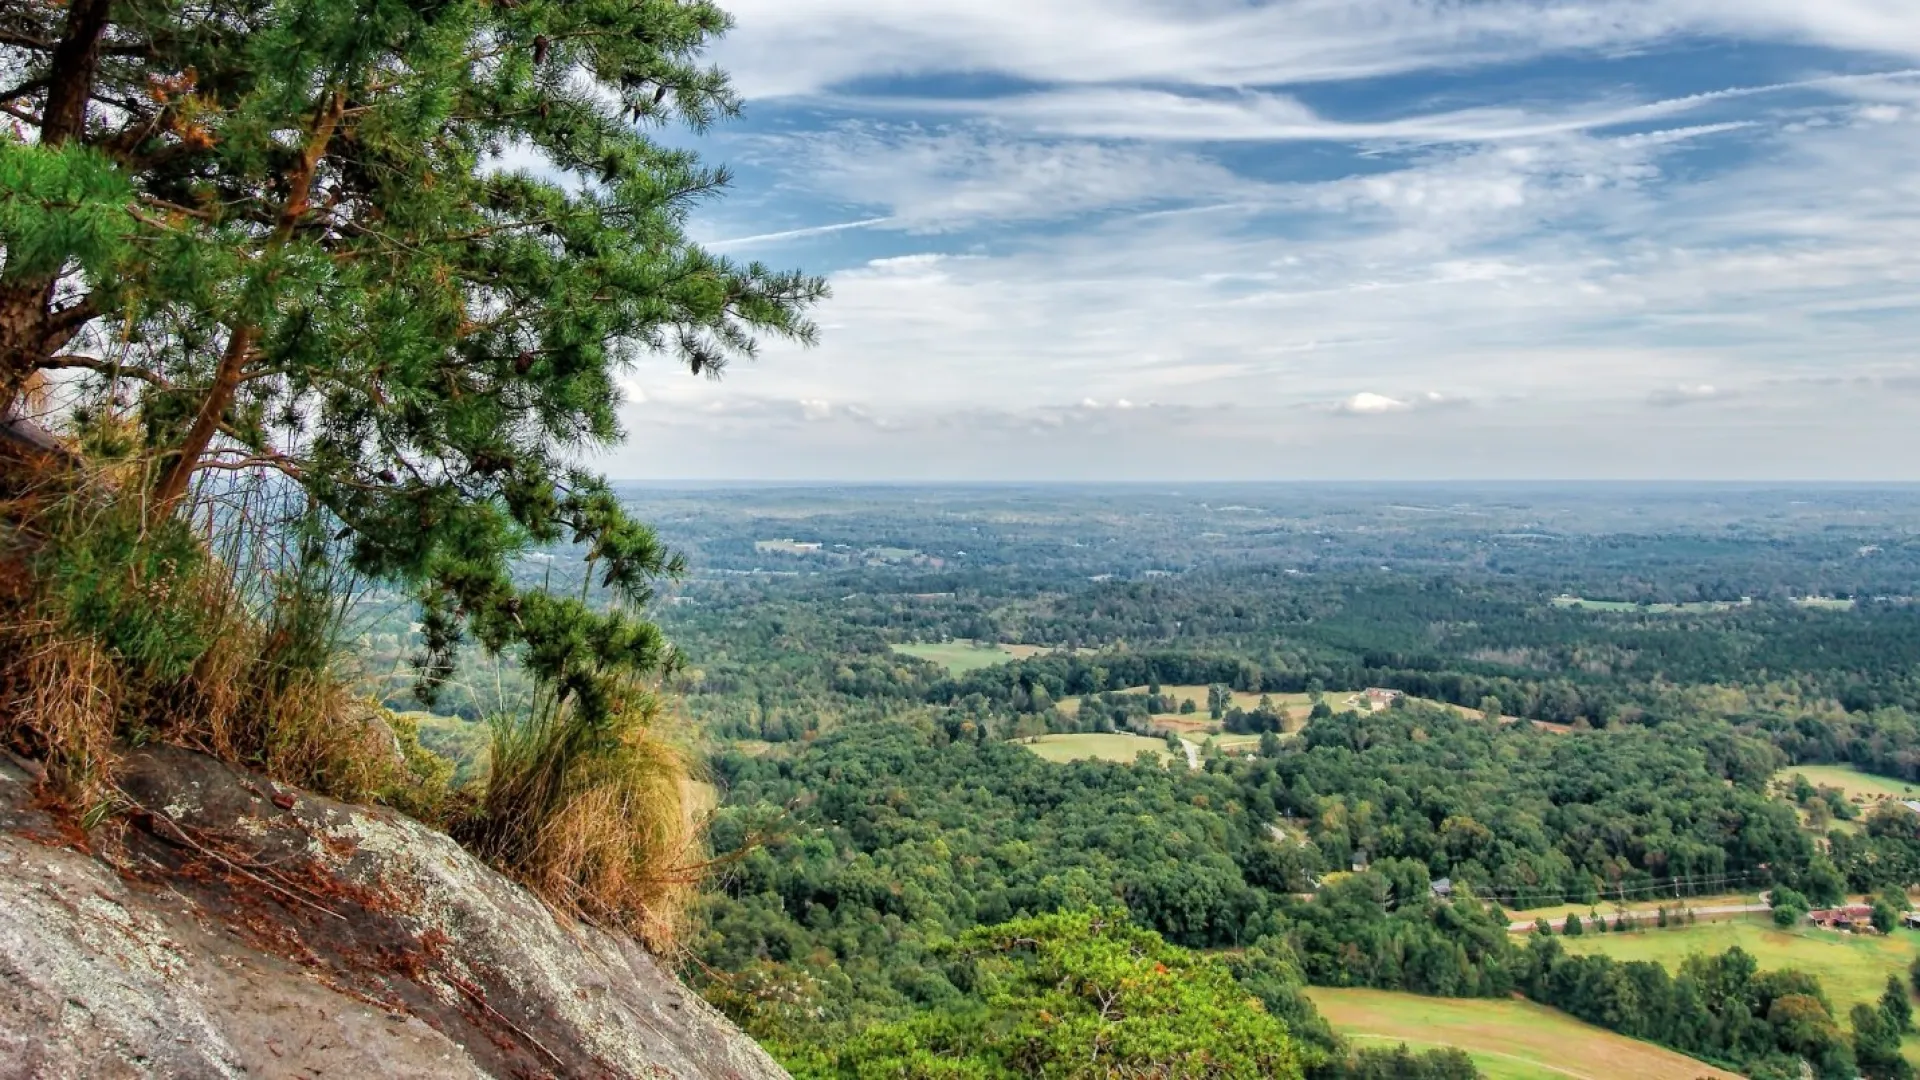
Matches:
[[459, 694, 702, 952], [0, 627, 123, 807]]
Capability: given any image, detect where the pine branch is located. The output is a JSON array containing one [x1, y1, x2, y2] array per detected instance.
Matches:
[[0, 75, 47, 105], [152, 86, 347, 511]]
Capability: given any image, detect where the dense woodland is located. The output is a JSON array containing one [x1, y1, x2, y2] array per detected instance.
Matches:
[[384, 484, 1920, 1077], [9, 0, 1913, 1072]]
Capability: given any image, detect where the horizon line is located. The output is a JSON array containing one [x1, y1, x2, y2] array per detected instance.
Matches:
[[603, 477, 1920, 487]]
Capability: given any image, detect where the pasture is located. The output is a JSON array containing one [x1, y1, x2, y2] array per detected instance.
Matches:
[[1794, 596, 1858, 611], [890, 641, 1023, 673], [1304, 987, 1740, 1080], [890, 640, 1085, 673], [1777, 763, 1920, 801], [1064, 685, 1330, 723], [1507, 892, 1766, 930], [1558, 916, 1920, 1022], [1551, 595, 1750, 614], [1209, 732, 1266, 753], [1019, 733, 1190, 766]]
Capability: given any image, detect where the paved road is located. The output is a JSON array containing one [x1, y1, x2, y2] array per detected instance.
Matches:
[[1509, 902, 1770, 932], [1180, 739, 1200, 770]]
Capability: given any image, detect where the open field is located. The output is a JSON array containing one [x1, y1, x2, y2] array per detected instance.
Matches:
[[1559, 916, 1920, 1020], [1001, 643, 1095, 661], [1777, 763, 1920, 800], [1794, 596, 1858, 610], [1019, 733, 1191, 766], [891, 640, 1087, 673], [1507, 892, 1768, 930], [1064, 685, 1333, 722], [890, 641, 1023, 673], [1304, 988, 1740, 1080], [1552, 595, 1751, 614], [1209, 732, 1266, 752]]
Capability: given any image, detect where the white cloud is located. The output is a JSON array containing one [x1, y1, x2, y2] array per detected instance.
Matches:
[[1647, 383, 1729, 406], [620, 3, 1920, 479], [713, 1, 1920, 101], [731, 125, 1259, 230], [1336, 392, 1414, 414]]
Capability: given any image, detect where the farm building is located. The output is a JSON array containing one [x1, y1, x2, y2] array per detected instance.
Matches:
[[1357, 688, 1404, 711], [1806, 904, 1874, 930]]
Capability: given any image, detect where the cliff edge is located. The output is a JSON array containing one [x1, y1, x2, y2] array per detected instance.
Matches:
[[0, 746, 786, 1080]]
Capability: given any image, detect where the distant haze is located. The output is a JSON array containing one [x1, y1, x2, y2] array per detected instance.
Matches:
[[595, 1, 1920, 481]]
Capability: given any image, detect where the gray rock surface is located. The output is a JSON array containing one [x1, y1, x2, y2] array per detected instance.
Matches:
[[0, 748, 788, 1080]]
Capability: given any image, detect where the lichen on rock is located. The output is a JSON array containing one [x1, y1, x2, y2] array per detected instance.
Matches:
[[0, 748, 787, 1080]]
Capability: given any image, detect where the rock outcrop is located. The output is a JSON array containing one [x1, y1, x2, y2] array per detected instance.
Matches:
[[0, 747, 787, 1080]]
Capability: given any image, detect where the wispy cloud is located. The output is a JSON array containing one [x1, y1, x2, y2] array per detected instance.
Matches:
[[705, 216, 895, 248], [612, 2, 1920, 479], [714, 1, 1920, 100]]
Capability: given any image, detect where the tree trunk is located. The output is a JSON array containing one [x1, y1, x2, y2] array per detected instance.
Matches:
[[148, 325, 254, 511], [42, 0, 114, 147], [148, 90, 345, 515], [0, 0, 114, 417]]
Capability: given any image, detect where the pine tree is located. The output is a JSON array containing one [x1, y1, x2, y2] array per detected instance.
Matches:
[[1, 0, 825, 717], [1883, 974, 1913, 1034], [1853, 1002, 1914, 1080]]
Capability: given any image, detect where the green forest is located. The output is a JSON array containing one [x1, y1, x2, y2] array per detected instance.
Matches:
[[5, 0, 1920, 1074], [511, 484, 1920, 1079]]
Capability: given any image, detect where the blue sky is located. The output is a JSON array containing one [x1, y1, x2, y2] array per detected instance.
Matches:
[[601, 1, 1920, 481]]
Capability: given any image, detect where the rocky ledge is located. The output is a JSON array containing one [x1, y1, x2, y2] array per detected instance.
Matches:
[[0, 746, 786, 1080]]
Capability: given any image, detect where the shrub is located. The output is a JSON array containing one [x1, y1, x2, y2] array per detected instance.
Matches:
[[0, 479, 438, 811], [1772, 886, 1810, 928]]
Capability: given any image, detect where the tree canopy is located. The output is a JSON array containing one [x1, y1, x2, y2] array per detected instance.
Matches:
[[0, 0, 824, 712]]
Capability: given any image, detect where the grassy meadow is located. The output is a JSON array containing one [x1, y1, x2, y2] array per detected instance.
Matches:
[[1507, 892, 1766, 928], [1304, 987, 1741, 1080], [1557, 916, 1920, 1018], [1551, 595, 1750, 614], [1019, 732, 1191, 765], [1777, 763, 1920, 800], [890, 641, 1025, 673], [890, 640, 1087, 674]]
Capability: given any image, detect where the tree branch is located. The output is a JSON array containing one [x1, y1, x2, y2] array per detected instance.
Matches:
[[0, 76, 47, 106], [152, 86, 347, 513], [39, 352, 171, 389]]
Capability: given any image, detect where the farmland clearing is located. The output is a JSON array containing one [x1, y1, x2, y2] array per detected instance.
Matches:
[[1304, 987, 1741, 1080], [1018, 732, 1199, 767], [890, 640, 1088, 673]]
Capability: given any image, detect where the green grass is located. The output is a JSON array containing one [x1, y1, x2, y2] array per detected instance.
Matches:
[[1064, 685, 1336, 721], [1559, 916, 1920, 1020], [1551, 595, 1749, 614], [1507, 893, 1765, 928], [890, 640, 1088, 674], [1210, 732, 1265, 751], [1305, 987, 1740, 1080], [1777, 763, 1920, 800], [890, 641, 1021, 673], [1020, 733, 1185, 765]]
